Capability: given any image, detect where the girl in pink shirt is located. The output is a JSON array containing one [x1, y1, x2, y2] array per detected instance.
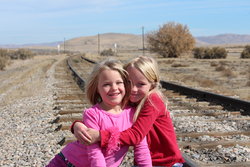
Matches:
[[46, 59, 152, 167], [72, 56, 184, 167]]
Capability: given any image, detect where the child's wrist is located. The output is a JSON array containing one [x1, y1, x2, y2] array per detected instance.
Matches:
[[70, 120, 82, 134]]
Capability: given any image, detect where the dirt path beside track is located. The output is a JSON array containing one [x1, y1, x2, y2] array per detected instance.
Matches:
[[0, 55, 66, 166]]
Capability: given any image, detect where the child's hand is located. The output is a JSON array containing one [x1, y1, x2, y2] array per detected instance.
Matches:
[[86, 128, 100, 145], [74, 122, 100, 145], [74, 122, 92, 144]]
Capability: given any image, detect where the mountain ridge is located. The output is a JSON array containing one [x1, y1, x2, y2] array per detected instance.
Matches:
[[1, 33, 250, 49]]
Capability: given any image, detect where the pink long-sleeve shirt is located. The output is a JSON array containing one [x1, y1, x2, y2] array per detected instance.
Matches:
[[62, 104, 152, 167], [101, 93, 185, 166]]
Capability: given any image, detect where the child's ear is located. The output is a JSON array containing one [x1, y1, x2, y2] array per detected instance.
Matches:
[[150, 83, 156, 89], [97, 95, 102, 103]]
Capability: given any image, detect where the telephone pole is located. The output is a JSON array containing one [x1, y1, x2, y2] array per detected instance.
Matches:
[[63, 38, 65, 54], [98, 33, 100, 55], [142, 26, 145, 56]]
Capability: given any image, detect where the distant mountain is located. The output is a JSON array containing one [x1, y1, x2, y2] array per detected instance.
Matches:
[[0, 41, 62, 49], [196, 34, 250, 45], [63, 33, 143, 53], [1, 33, 250, 51]]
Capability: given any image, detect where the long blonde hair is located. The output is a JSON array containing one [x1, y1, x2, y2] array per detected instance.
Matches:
[[124, 56, 168, 122], [86, 58, 130, 108]]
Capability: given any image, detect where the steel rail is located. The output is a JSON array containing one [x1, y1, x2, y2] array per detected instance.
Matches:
[[160, 81, 250, 113]]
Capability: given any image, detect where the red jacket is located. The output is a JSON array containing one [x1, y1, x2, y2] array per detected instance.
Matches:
[[101, 93, 185, 166]]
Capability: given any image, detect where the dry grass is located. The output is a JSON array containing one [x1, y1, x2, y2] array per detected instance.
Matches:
[[171, 63, 190, 68], [1, 41, 249, 104], [221, 68, 236, 78], [0, 55, 64, 106], [246, 81, 250, 87], [42, 34, 250, 101], [83, 50, 250, 101], [83, 51, 250, 101]]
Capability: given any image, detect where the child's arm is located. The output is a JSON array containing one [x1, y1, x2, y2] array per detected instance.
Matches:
[[83, 109, 106, 167], [134, 137, 152, 167], [71, 121, 96, 144], [71, 94, 164, 147], [101, 94, 164, 147]]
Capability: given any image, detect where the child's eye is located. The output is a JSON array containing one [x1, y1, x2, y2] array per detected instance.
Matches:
[[137, 83, 146, 87], [103, 83, 110, 86], [117, 81, 124, 85]]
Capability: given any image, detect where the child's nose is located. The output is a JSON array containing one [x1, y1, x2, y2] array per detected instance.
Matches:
[[112, 84, 118, 89], [131, 85, 137, 91]]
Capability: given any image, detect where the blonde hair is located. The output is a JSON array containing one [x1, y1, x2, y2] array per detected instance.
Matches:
[[86, 58, 130, 108], [124, 56, 168, 121]]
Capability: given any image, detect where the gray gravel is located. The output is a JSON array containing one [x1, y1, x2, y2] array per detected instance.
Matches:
[[0, 57, 65, 167]]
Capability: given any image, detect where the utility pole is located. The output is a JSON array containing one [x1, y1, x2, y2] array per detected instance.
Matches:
[[142, 26, 145, 56], [98, 33, 100, 55], [63, 38, 65, 54]]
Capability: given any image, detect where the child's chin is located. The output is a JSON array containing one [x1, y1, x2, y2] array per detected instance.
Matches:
[[129, 98, 139, 103]]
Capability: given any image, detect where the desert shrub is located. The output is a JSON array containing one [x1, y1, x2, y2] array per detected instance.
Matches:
[[222, 68, 236, 78], [193, 47, 205, 59], [147, 22, 195, 58], [0, 48, 8, 57], [100, 48, 115, 56], [200, 79, 216, 87], [17, 49, 35, 59], [219, 61, 228, 66], [210, 62, 218, 67], [212, 47, 227, 59], [246, 81, 250, 87], [0, 49, 10, 70], [10, 49, 35, 60], [164, 60, 175, 64], [171, 63, 189, 67], [0, 57, 7, 70], [215, 65, 226, 71], [241, 45, 250, 58], [193, 47, 227, 59], [203, 48, 214, 59], [247, 67, 250, 86]]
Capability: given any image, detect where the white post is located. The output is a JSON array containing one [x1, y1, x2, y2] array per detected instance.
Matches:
[[57, 44, 60, 54]]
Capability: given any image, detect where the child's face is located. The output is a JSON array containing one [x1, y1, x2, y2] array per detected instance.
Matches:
[[126, 66, 152, 103], [97, 69, 125, 109]]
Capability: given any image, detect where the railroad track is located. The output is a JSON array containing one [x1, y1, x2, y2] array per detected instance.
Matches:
[[52, 55, 250, 167]]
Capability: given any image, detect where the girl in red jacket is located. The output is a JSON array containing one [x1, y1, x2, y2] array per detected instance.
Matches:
[[72, 56, 185, 167]]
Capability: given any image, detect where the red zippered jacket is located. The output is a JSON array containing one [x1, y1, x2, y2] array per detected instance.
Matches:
[[100, 93, 185, 166]]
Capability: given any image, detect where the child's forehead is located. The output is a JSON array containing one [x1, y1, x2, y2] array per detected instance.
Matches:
[[99, 69, 122, 78]]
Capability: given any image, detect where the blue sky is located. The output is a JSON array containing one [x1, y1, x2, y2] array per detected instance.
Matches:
[[0, 0, 250, 45]]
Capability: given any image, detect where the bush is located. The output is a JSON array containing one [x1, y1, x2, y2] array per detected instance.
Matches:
[[241, 45, 250, 58], [193, 47, 206, 59], [193, 47, 227, 59], [0, 49, 10, 70], [100, 48, 115, 56], [212, 47, 227, 59], [147, 22, 195, 58], [9, 49, 35, 60], [17, 49, 35, 59]]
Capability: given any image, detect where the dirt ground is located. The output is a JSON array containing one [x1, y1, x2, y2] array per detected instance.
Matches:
[[0, 55, 66, 107], [157, 53, 250, 101], [84, 52, 250, 102], [1, 52, 249, 107]]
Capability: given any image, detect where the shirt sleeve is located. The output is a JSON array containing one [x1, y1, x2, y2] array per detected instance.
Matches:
[[100, 94, 163, 147], [134, 136, 152, 167], [83, 109, 106, 167]]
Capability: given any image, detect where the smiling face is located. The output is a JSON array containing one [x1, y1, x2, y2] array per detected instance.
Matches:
[[97, 69, 125, 110], [126, 65, 152, 103]]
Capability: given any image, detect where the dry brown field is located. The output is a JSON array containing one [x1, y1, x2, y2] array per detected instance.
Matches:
[[1, 44, 249, 103], [84, 49, 250, 102]]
